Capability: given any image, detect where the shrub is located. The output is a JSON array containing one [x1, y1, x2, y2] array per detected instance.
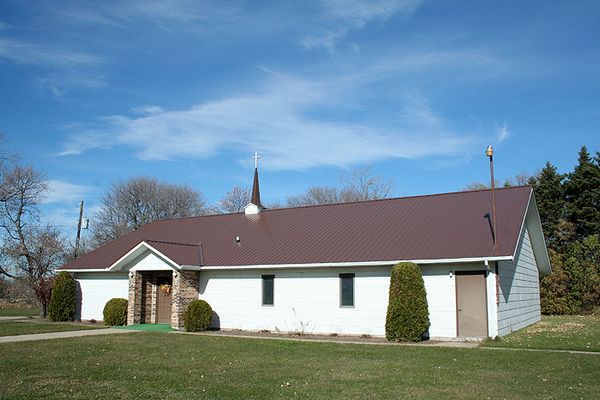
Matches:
[[48, 272, 77, 322], [183, 299, 213, 332], [103, 298, 128, 326], [385, 262, 430, 342]]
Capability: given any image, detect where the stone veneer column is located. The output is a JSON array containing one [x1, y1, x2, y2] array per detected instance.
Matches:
[[150, 274, 157, 324], [171, 270, 200, 330], [127, 271, 143, 325]]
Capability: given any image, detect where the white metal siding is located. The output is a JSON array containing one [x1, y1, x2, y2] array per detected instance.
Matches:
[[421, 265, 457, 338], [497, 227, 541, 336], [199, 264, 480, 337], [199, 267, 390, 336], [75, 273, 129, 321]]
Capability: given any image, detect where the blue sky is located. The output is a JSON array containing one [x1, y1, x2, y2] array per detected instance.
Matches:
[[0, 0, 599, 235]]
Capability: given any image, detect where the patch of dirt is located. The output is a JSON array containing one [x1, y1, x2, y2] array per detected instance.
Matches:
[[527, 322, 585, 334]]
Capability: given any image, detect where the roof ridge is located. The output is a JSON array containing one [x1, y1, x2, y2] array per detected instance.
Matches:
[[145, 239, 199, 247], [259, 185, 532, 213]]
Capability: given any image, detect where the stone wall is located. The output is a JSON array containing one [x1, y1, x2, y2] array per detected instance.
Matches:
[[171, 270, 200, 330], [127, 271, 142, 325], [141, 274, 154, 324], [128, 271, 159, 325]]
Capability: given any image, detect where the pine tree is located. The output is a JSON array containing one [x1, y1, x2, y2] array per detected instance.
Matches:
[[529, 162, 565, 248], [564, 146, 600, 239]]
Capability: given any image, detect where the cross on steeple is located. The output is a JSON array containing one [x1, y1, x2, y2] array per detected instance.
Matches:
[[247, 151, 264, 212], [252, 151, 262, 169]]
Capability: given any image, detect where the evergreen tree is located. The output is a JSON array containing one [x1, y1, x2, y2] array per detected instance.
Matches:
[[564, 146, 600, 239], [540, 249, 572, 314], [540, 235, 600, 315], [529, 162, 565, 248], [48, 272, 77, 322], [385, 263, 429, 341]]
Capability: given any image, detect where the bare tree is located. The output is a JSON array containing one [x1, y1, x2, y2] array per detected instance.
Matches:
[[218, 186, 251, 213], [3, 226, 65, 316], [462, 182, 490, 191], [0, 164, 48, 278], [339, 166, 393, 202], [286, 166, 394, 207], [503, 173, 532, 187], [92, 177, 206, 246], [463, 173, 531, 191], [0, 163, 64, 316], [286, 186, 341, 207]]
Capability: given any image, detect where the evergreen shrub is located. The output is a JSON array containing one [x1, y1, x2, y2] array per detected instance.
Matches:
[[48, 271, 77, 322], [183, 299, 213, 332], [103, 298, 128, 326], [385, 262, 430, 341]]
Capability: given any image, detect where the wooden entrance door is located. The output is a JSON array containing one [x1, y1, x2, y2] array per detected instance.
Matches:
[[456, 271, 488, 337], [156, 276, 172, 324]]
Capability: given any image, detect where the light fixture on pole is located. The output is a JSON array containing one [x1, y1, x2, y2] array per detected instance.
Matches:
[[486, 145, 497, 247]]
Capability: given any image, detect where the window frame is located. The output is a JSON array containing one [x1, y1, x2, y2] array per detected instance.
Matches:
[[261, 274, 275, 306], [339, 273, 355, 308]]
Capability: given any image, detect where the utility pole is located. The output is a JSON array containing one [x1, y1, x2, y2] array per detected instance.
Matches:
[[74, 200, 84, 259], [486, 146, 497, 247]]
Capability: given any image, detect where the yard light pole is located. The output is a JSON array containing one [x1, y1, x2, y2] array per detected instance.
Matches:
[[486, 145, 497, 248]]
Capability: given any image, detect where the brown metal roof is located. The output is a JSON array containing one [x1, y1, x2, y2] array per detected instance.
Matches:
[[61, 186, 533, 270]]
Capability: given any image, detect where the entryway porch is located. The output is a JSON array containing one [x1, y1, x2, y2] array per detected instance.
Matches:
[[127, 269, 200, 330]]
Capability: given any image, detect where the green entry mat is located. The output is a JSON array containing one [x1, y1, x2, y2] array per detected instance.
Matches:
[[115, 324, 174, 332]]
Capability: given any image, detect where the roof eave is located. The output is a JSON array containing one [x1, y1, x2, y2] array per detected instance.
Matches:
[[181, 255, 514, 271]]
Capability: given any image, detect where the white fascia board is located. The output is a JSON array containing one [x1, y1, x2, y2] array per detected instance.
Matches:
[[513, 189, 533, 261], [61, 268, 112, 273], [181, 256, 513, 271], [107, 241, 181, 272], [522, 193, 552, 275]]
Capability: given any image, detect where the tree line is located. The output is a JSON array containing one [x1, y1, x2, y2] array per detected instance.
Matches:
[[530, 147, 600, 314]]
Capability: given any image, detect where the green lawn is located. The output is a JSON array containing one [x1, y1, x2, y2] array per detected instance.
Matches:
[[0, 306, 38, 317], [0, 320, 106, 336], [1, 333, 599, 399], [483, 315, 600, 352]]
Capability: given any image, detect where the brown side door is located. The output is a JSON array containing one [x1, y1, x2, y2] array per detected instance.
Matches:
[[456, 271, 488, 337], [156, 276, 172, 324]]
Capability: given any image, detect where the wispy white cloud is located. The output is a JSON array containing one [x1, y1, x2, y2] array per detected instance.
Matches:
[[55, 0, 246, 28], [132, 105, 164, 115], [496, 121, 510, 143], [42, 180, 96, 204], [36, 73, 106, 97], [58, 72, 474, 170], [323, 0, 419, 24], [0, 38, 103, 67], [400, 92, 442, 128], [301, 0, 421, 52], [56, 131, 113, 156], [0, 21, 11, 31]]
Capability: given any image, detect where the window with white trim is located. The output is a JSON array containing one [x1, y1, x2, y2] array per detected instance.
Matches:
[[339, 273, 355, 307], [262, 275, 274, 306]]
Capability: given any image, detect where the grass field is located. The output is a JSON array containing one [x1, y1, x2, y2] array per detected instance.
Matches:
[[0, 320, 106, 336], [483, 315, 600, 352], [1, 332, 599, 399], [0, 306, 38, 317]]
